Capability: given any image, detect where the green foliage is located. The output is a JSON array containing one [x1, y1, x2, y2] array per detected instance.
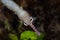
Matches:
[[20, 30, 38, 40], [8, 31, 44, 40], [8, 34, 18, 40]]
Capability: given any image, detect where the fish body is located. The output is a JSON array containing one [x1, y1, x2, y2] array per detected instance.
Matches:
[[1, 0, 40, 36], [1, 0, 33, 26]]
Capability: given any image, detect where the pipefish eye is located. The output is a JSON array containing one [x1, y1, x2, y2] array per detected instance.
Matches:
[[30, 18, 32, 21], [24, 22, 28, 26], [29, 17, 33, 22]]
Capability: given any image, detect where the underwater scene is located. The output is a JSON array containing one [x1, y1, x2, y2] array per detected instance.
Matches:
[[0, 0, 60, 40]]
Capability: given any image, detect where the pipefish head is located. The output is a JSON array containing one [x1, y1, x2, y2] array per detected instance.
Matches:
[[24, 16, 33, 26]]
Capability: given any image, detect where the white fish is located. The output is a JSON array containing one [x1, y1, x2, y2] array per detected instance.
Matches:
[[1, 0, 40, 36]]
